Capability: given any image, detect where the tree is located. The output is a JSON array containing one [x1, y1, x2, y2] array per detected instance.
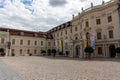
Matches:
[[41, 50, 46, 56], [47, 49, 51, 56], [84, 46, 94, 59], [116, 47, 120, 53], [52, 49, 56, 57], [116, 47, 120, 58]]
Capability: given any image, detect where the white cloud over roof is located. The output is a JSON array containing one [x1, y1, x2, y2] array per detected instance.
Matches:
[[0, 0, 110, 32]]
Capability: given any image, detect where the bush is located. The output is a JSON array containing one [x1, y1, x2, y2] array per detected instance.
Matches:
[[11, 53, 15, 56], [59, 52, 63, 55], [29, 53, 32, 56], [1, 52, 6, 56], [66, 51, 69, 56], [116, 47, 120, 53], [84, 46, 94, 54], [41, 50, 46, 53], [47, 49, 51, 55], [84, 46, 94, 59], [52, 49, 56, 57]]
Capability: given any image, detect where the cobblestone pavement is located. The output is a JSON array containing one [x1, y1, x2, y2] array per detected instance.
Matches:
[[1, 56, 120, 80], [0, 58, 23, 80]]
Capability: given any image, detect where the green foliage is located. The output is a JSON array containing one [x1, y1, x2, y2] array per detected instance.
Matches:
[[11, 53, 15, 56], [29, 53, 32, 56], [59, 52, 63, 55], [52, 49, 56, 54], [1, 52, 6, 56], [66, 51, 69, 56], [116, 47, 120, 53], [84, 46, 94, 54], [47, 49, 51, 55], [41, 50, 46, 53], [52, 49, 56, 57]]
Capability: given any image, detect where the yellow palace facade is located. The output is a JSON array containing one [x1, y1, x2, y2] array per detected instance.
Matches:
[[48, 0, 120, 58]]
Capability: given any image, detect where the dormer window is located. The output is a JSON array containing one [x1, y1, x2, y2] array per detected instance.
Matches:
[[35, 33, 38, 37], [21, 32, 24, 36]]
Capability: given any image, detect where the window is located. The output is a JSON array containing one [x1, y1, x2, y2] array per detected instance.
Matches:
[[48, 42, 50, 46], [54, 41, 55, 46], [41, 41, 43, 46], [85, 21, 89, 27], [34, 50, 37, 54], [28, 40, 30, 45], [1, 38, 4, 44], [35, 41, 37, 46], [27, 49, 30, 54], [20, 40, 23, 45], [20, 49, 22, 55], [97, 32, 102, 40], [75, 37, 78, 40], [96, 18, 101, 25], [65, 30, 67, 35], [80, 24, 82, 29], [12, 49, 14, 54], [75, 27, 77, 31], [70, 28, 72, 33], [98, 47, 102, 55], [12, 39, 15, 45], [108, 15, 112, 22], [61, 32, 62, 36], [109, 30, 113, 38], [57, 33, 59, 37]]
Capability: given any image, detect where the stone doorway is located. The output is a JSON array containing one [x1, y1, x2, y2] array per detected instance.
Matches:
[[75, 45, 80, 58], [0, 48, 4, 56], [109, 45, 116, 58]]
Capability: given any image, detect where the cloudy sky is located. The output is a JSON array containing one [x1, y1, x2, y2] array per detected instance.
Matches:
[[0, 0, 110, 32]]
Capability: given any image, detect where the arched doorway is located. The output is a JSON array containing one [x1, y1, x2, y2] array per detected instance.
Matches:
[[75, 45, 80, 58], [109, 45, 116, 58], [0, 48, 4, 56]]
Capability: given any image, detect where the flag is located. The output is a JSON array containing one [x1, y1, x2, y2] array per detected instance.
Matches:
[[83, 35, 86, 48], [90, 33, 95, 49], [59, 40, 62, 52], [55, 40, 59, 52]]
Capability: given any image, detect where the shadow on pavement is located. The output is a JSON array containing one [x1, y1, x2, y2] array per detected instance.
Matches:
[[37, 55, 120, 62]]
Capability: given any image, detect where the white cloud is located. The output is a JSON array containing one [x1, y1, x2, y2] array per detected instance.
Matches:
[[0, 0, 111, 32]]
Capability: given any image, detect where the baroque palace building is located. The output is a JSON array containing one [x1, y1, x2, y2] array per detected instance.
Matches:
[[0, 0, 120, 58], [0, 28, 53, 56]]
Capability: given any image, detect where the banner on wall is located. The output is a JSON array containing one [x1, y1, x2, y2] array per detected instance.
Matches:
[[83, 32, 96, 49], [55, 40, 59, 52], [83, 35, 86, 48], [90, 33, 96, 49], [59, 40, 62, 52]]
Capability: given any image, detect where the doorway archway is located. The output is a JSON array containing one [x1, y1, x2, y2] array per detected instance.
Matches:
[[0, 48, 4, 56], [109, 45, 116, 58], [75, 45, 80, 58]]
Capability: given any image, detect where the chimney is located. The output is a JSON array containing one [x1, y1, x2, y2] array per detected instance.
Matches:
[[102, 0, 105, 5], [91, 2, 93, 7], [81, 8, 83, 11], [78, 12, 80, 16], [72, 14, 74, 19]]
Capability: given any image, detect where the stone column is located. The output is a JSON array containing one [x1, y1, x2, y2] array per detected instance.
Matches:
[[106, 45, 108, 57], [103, 44, 106, 57]]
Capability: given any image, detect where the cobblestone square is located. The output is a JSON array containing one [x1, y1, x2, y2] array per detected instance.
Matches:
[[0, 56, 120, 80]]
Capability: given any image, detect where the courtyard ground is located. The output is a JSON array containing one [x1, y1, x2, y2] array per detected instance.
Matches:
[[0, 56, 120, 80]]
